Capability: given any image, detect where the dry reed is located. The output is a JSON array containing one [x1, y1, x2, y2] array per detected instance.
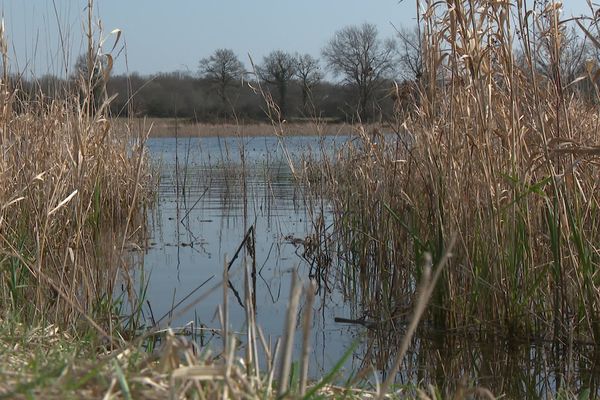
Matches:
[[120, 118, 369, 138], [0, 4, 151, 337], [306, 0, 600, 348]]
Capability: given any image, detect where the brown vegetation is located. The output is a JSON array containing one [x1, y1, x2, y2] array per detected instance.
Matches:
[[306, 0, 600, 347], [124, 118, 376, 138], [0, 8, 151, 337]]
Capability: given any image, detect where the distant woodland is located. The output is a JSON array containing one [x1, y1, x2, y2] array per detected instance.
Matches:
[[21, 60, 402, 124], [102, 72, 399, 123], [12, 21, 600, 123]]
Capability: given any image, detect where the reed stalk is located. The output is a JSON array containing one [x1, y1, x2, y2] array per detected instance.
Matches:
[[0, 5, 151, 337], [306, 0, 600, 346]]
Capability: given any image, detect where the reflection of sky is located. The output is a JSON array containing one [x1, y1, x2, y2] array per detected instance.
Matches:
[[141, 135, 356, 378], [130, 134, 600, 393]]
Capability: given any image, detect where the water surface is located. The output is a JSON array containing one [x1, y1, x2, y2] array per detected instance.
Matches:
[[144, 135, 354, 377], [139, 134, 600, 397]]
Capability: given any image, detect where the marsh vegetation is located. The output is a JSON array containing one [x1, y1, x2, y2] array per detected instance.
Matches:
[[4, 0, 600, 399]]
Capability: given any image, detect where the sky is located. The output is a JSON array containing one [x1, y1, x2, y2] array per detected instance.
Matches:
[[0, 0, 595, 78]]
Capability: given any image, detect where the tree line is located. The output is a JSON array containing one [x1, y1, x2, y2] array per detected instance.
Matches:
[[106, 23, 405, 122], [15, 20, 600, 123], [13, 23, 417, 123]]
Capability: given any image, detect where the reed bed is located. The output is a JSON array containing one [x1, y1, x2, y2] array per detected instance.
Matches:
[[304, 0, 600, 346], [124, 118, 380, 138], [0, 27, 151, 336]]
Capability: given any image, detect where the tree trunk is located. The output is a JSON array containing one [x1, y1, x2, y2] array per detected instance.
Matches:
[[301, 87, 308, 113], [359, 86, 370, 121], [278, 81, 287, 118]]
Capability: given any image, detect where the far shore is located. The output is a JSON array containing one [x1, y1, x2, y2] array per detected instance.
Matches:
[[116, 118, 386, 138]]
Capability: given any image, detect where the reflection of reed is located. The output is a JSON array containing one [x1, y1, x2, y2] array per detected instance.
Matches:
[[226, 226, 257, 311], [358, 329, 600, 398], [285, 213, 334, 295], [146, 135, 357, 380]]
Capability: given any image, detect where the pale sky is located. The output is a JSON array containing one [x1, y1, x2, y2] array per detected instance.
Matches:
[[0, 0, 594, 78]]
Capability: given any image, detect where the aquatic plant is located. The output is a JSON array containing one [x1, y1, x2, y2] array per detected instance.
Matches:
[[0, 2, 151, 338], [307, 0, 600, 346]]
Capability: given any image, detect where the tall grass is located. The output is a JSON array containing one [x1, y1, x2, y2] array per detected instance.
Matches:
[[307, 0, 600, 344], [0, 7, 151, 338]]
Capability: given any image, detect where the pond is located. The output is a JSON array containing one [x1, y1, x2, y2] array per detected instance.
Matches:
[[143, 135, 354, 378], [139, 133, 600, 397]]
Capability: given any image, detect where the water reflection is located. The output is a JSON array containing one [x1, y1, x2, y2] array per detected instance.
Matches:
[[143, 135, 353, 377], [140, 134, 600, 397]]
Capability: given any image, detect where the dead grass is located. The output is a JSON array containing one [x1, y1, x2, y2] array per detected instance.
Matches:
[[0, 2, 152, 340], [303, 0, 600, 347], [121, 118, 382, 138]]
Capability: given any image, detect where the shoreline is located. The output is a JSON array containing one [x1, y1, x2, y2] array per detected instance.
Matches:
[[116, 118, 386, 138]]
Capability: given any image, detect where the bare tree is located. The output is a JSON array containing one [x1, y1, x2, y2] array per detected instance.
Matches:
[[73, 53, 108, 115], [199, 49, 245, 107], [396, 25, 423, 81], [322, 23, 396, 120], [294, 53, 322, 113], [535, 25, 592, 86], [259, 50, 296, 117]]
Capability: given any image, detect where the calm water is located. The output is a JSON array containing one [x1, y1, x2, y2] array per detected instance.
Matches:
[[139, 134, 600, 397], [143, 135, 355, 377]]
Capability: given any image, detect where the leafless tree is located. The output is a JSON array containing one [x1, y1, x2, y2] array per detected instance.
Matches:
[[258, 50, 296, 117], [294, 53, 322, 113], [322, 23, 396, 120], [396, 25, 423, 81], [535, 25, 592, 86], [199, 49, 245, 106], [73, 53, 108, 115]]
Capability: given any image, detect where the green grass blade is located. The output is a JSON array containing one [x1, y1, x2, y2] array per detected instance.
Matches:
[[302, 338, 359, 400]]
